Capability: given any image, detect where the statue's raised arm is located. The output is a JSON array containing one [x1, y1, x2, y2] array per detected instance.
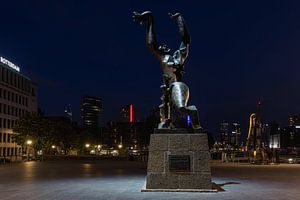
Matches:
[[132, 11, 162, 60], [169, 12, 191, 68]]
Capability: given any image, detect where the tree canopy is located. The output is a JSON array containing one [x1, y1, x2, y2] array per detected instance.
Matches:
[[13, 113, 78, 154]]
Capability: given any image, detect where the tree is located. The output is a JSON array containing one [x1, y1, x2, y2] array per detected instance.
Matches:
[[13, 113, 51, 153], [13, 113, 80, 155], [47, 117, 79, 155]]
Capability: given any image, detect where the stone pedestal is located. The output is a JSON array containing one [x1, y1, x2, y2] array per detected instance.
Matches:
[[142, 129, 214, 192]]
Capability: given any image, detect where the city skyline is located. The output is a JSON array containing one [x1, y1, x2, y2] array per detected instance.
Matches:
[[1, 1, 300, 134]]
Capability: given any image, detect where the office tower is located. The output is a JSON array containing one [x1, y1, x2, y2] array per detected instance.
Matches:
[[0, 57, 38, 161], [80, 96, 103, 127]]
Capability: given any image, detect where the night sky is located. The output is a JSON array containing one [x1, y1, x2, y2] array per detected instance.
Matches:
[[1, 1, 300, 137]]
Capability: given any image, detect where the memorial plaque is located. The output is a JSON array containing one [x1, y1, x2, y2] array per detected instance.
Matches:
[[169, 155, 190, 172]]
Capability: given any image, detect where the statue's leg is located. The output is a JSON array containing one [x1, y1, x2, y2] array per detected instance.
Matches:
[[170, 82, 201, 129], [175, 106, 200, 129], [158, 103, 171, 129], [186, 105, 201, 129], [170, 82, 189, 127], [157, 75, 172, 129]]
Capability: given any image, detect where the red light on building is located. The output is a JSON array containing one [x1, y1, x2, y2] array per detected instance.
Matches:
[[130, 104, 134, 123]]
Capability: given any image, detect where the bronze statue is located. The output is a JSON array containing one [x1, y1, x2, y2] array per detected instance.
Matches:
[[133, 11, 200, 129]]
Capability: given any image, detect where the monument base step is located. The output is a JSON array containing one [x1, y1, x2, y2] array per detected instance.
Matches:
[[141, 182, 218, 192]]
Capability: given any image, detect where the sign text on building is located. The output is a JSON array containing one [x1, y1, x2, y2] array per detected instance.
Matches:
[[0, 57, 20, 72]]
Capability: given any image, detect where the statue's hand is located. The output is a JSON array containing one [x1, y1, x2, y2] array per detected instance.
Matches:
[[132, 11, 142, 23], [168, 12, 181, 20], [132, 11, 152, 25]]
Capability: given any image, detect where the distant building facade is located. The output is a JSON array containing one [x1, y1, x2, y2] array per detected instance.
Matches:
[[265, 116, 300, 149], [0, 57, 38, 161], [80, 96, 103, 128], [106, 121, 143, 149]]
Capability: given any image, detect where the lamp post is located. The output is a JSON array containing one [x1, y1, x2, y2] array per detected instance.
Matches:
[[85, 144, 90, 155], [97, 145, 101, 156], [26, 140, 32, 161], [51, 145, 56, 155]]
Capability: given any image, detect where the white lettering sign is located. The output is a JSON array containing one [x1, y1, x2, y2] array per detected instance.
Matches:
[[0, 57, 20, 72]]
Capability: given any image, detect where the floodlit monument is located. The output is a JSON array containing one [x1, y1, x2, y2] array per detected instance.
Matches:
[[133, 11, 213, 192]]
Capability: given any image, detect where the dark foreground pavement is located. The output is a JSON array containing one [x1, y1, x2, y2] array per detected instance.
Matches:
[[0, 160, 300, 200]]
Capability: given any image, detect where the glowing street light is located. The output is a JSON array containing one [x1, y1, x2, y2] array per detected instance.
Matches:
[[51, 145, 56, 149], [118, 144, 123, 149], [26, 140, 33, 161], [97, 145, 102, 149], [85, 144, 90, 148]]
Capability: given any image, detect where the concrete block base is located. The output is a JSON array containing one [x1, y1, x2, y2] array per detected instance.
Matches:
[[143, 129, 213, 191]]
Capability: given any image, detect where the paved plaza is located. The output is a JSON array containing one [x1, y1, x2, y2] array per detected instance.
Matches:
[[0, 160, 300, 200]]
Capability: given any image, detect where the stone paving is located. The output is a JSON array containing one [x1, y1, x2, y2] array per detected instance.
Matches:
[[0, 160, 299, 200]]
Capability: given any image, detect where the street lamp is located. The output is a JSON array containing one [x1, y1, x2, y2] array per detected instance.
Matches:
[[26, 140, 32, 161], [51, 145, 56, 155], [118, 144, 123, 149], [85, 144, 90, 148]]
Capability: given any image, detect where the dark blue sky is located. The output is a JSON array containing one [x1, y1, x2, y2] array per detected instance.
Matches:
[[1, 1, 300, 136]]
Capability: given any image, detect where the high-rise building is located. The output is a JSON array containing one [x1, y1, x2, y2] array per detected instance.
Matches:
[[220, 121, 241, 147], [280, 115, 300, 148], [231, 123, 241, 146], [219, 122, 229, 145], [120, 104, 134, 123], [289, 115, 299, 127], [265, 121, 280, 148], [0, 57, 38, 161], [64, 104, 72, 122], [80, 96, 103, 127]]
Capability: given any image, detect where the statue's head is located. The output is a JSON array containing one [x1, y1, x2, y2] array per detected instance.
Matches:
[[158, 44, 171, 54]]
